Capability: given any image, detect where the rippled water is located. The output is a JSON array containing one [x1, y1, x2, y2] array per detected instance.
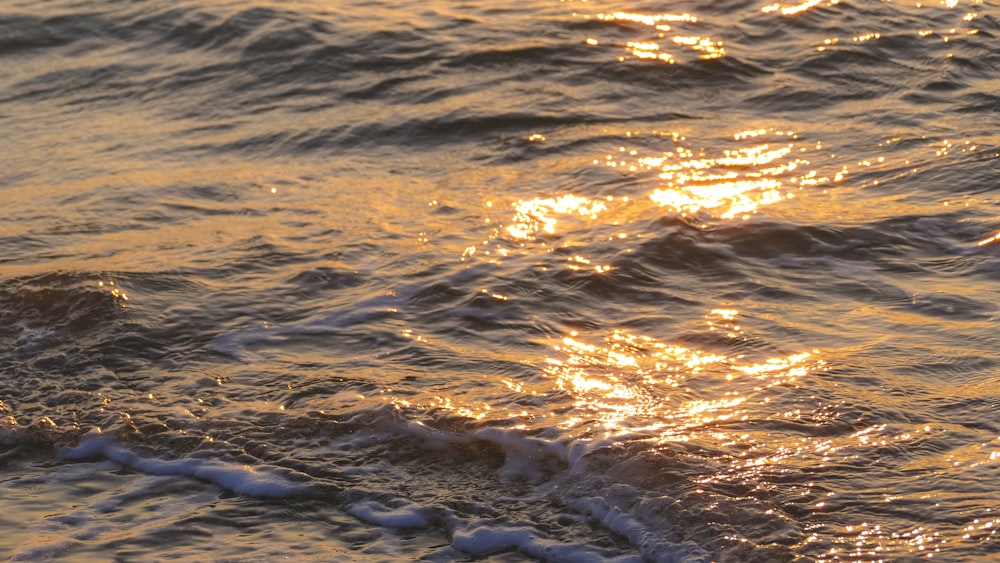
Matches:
[[1, 0, 999, 561]]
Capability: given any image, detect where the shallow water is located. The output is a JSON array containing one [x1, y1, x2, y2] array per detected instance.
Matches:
[[1, 0, 999, 561]]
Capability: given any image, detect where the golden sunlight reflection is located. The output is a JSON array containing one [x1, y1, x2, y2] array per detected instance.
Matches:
[[672, 35, 726, 60], [477, 129, 984, 270], [543, 314, 825, 438], [605, 128, 830, 220], [800, 431, 1000, 560], [977, 232, 1000, 246], [762, 0, 839, 16], [385, 307, 1000, 561], [817, 0, 984, 57], [595, 11, 698, 27], [427, 396, 492, 421], [467, 192, 616, 273], [505, 194, 607, 241], [818, 521, 949, 561], [624, 41, 675, 63], [98, 279, 129, 307], [577, 9, 725, 64]]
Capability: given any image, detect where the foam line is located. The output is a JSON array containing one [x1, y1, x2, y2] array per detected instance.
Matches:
[[59, 430, 306, 497]]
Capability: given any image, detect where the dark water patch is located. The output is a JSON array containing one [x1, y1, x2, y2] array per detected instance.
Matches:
[[939, 398, 1000, 434], [176, 108, 687, 157], [0, 272, 129, 338], [188, 237, 315, 280], [717, 221, 895, 262], [792, 43, 900, 78], [345, 112, 642, 150], [593, 56, 766, 97], [230, 25, 444, 88], [1, 62, 153, 105], [752, 213, 992, 268], [0, 15, 74, 54], [411, 289, 543, 338], [903, 292, 999, 322], [626, 218, 741, 276], [956, 91, 1000, 114], [180, 130, 306, 157], [240, 20, 324, 58], [741, 80, 888, 114], [903, 87, 967, 108], [139, 60, 242, 100], [0, 235, 48, 261], [921, 254, 995, 278], [0, 271, 232, 381], [924, 77, 968, 92], [128, 6, 316, 56], [338, 74, 437, 102], [443, 43, 587, 69], [158, 194, 268, 218], [716, 277, 812, 303], [286, 267, 367, 297]]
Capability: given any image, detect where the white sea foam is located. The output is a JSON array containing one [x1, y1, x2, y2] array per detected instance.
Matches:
[[318, 411, 714, 562], [58, 429, 307, 497], [347, 499, 431, 528], [452, 523, 644, 562]]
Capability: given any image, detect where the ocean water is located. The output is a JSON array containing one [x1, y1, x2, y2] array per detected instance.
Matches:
[[1, 0, 998, 560]]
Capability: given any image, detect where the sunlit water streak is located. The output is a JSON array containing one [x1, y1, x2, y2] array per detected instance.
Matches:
[[1, 0, 999, 561]]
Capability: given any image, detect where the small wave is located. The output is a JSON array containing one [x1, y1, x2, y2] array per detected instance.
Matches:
[[0, 272, 130, 341]]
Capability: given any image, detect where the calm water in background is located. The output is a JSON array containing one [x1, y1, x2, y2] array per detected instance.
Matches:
[[1, 0, 999, 560]]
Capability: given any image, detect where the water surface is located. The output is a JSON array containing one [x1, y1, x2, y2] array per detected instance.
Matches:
[[1, 0, 999, 560]]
